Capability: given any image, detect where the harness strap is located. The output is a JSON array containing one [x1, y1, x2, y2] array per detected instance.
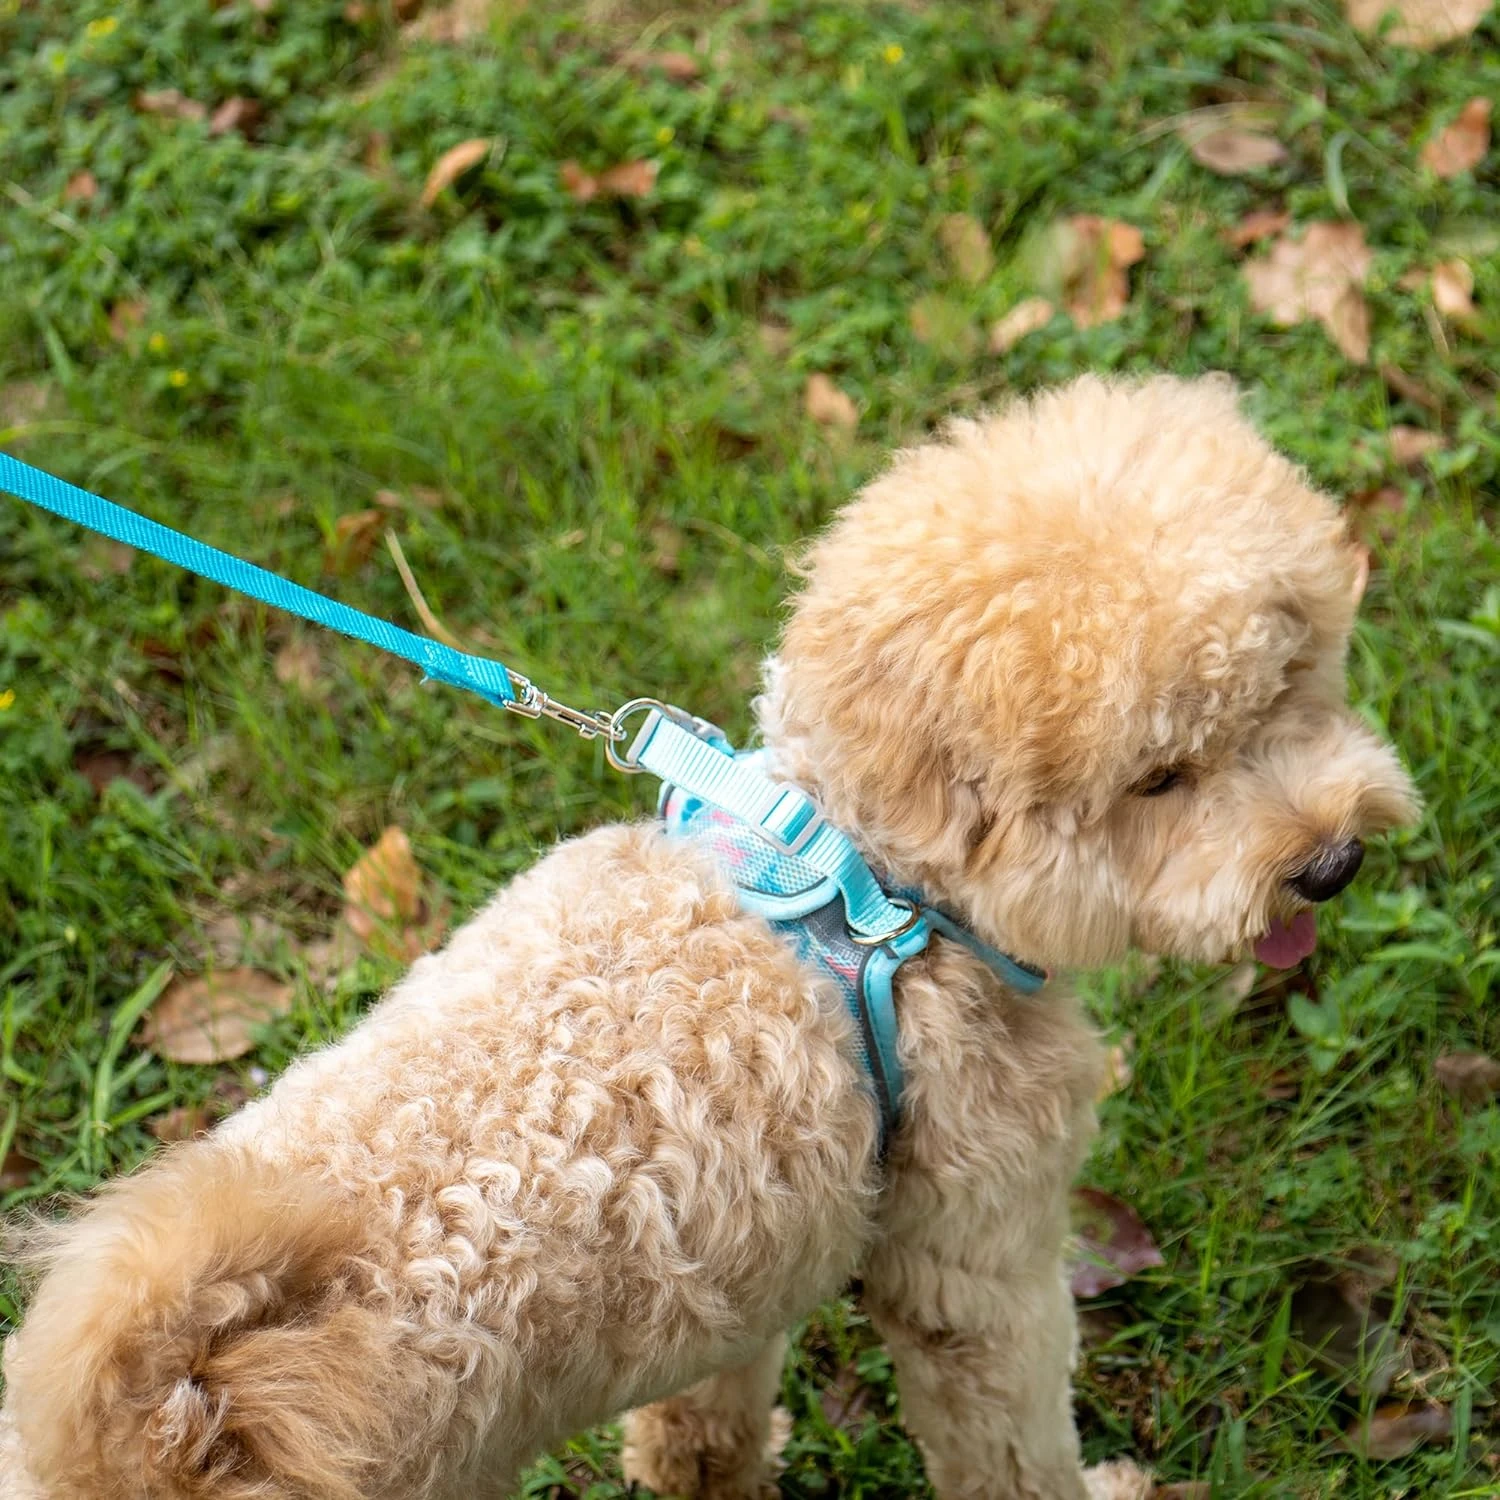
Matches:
[[626, 707, 922, 944]]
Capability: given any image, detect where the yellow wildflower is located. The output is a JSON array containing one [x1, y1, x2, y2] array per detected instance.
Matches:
[[0, 688, 15, 711], [86, 16, 118, 39], [168, 368, 189, 388], [655, 125, 675, 146], [883, 43, 904, 64], [148, 332, 167, 354]]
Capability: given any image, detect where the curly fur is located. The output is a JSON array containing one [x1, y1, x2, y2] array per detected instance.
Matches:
[[1, 375, 1416, 1500]]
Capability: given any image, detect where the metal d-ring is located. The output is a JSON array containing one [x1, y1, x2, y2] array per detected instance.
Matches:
[[604, 697, 676, 773], [848, 898, 923, 947]]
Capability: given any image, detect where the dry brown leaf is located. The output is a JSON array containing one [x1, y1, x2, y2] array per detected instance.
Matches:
[[1291, 1274, 1405, 1396], [1435, 1050, 1500, 1104], [597, 159, 658, 197], [1070, 1187, 1165, 1298], [560, 158, 658, 203], [403, 0, 492, 41], [1380, 361, 1441, 412], [420, 138, 491, 207], [74, 748, 155, 795], [140, 970, 294, 1064], [326, 508, 384, 573], [1243, 221, 1373, 362], [0, 1150, 40, 1192], [1347, 0, 1491, 47], [341, 827, 450, 962], [274, 636, 323, 693], [1346, 1401, 1452, 1460], [620, 49, 701, 81], [804, 373, 858, 431], [1431, 258, 1477, 318], [108, 299, 148, 342], [1189, 129, 1288, 175], [1347, 484, 1407, 545], [63, 169, 98, 204], [148, 1103, 218, 1142], [938, 212, 994, 284], [78, 536, 138, 581], [209, 96, 261, 137], [1224, 208, 1292, 249], [1053, 216, 1145, 328], [1388, 424, 1447, 465], [1422, 98, 1491, 176], [1097, 1036, 1135, 1101], [135, 89, 208, 123], [989, 296, 1056, 353]]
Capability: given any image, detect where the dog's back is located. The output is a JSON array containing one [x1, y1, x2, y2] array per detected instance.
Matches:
[[1, 824, 878, 1499]]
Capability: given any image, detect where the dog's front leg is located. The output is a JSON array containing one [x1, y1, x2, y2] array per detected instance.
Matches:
[[620, 1334, 790, 1500], [864, 1241, 1096, 1500]]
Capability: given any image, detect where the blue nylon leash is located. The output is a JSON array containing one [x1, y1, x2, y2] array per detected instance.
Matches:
[[0, 452, 523, 712], [3, 450, 1048, 1137]]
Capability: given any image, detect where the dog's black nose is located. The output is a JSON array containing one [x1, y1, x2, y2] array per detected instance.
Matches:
[[1289, 837, 1365, 903]]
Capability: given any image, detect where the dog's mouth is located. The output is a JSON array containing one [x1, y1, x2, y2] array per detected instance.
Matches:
[[1253, 909, 1317, 968]]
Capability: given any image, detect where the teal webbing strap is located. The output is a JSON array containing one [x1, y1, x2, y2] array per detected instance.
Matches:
[[0, 452, 519, 708], [627, 708, 923, 944]]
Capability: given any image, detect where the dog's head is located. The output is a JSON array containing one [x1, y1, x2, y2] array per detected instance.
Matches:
[[761, 374, 1418, 971]]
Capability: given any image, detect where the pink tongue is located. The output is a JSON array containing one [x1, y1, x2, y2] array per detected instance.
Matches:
[[1254, 909, 1318, 968]]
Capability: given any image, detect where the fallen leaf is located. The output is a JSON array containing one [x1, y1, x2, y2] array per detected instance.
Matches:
[[341, 827, 448, 960], [758, 321, 793, 357], [1422, 97, 1491, 176], [989, 296, 1056, 352], [1189, 128, 1288, 175], [1098, 1035, 1135, 1101], [620, 49, 701, 81], [209, 96, 260, 137], [62, 169, 98, 203], [1290, 1274, 1405, 1396], [73, 747, 155, 795], [108, 299, 148, 342], [1070, 1187, 1165, 1298], [908, 293, 980, 359], [140, 969, 294, 1064], [647, 520, 685, 577], [325, 508, 385, 573], [403, 0, 491, 41], [78, 535, 137, 579], [1379, 362, 1441, 412], [274, 636, 323, 693], [1346, 0, 1491, 48], [560, 159, 658, 202], [1347, 484, 1407, 545], [135, 89, 208, 123], [147, 1103, 218, 1142], [1345, 1401, 1452, 1460], [1431, 257, 1477, 318], [598, 159, 659, 196], [938, 212, 994, 284], [1388, 425, 1446, 465], [1435, 1050, 1500, 1105], [1224, 208, 1292, 249], [0, 1150, 40, 1192], [420, 137, 491, 207], [1243, 221, 1373, 362], [817, 1362, 873, 1431], [1050, 216, 1145, 328], [804, 373, 858, 431], [343, 826, 423, 939], [199, 912, 292, 968]]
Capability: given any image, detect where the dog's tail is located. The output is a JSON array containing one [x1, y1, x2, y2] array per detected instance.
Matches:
[[4, 1144, 424, 1500]]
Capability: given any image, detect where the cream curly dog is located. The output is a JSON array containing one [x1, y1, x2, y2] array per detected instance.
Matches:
[[1, 375, 1417, 1500]]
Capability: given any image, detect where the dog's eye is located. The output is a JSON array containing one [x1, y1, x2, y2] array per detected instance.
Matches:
[[1137, 766, 1185, 798]]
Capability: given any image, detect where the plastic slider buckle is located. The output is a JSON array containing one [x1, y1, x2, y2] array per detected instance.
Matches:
[[760, 787, 823, 856]]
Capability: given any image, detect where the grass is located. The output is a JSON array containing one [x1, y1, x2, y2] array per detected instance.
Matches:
[[1, 0, 1498, 1493]]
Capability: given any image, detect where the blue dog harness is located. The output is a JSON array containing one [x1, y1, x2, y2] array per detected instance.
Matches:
[[638, 716, 1047, 1146]]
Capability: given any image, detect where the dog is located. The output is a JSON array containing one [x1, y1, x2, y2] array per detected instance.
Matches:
[[0, 374, 1417, 1500]]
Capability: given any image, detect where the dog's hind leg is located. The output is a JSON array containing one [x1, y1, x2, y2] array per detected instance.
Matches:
[[620, 1335, 790, 1500]]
